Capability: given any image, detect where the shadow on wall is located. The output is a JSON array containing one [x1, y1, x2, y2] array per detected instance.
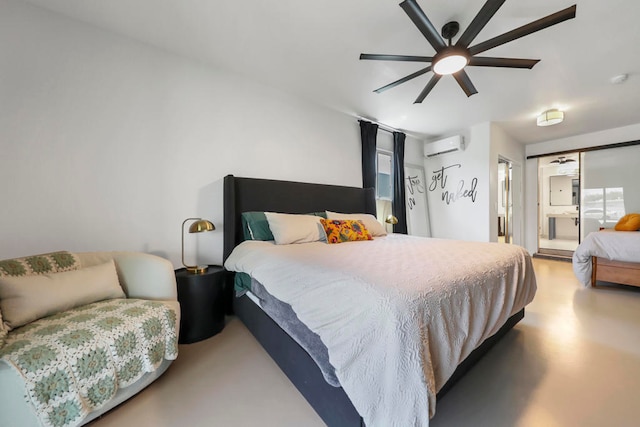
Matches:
[[143, 248, 170, 263], [195, 178, 225, 267]]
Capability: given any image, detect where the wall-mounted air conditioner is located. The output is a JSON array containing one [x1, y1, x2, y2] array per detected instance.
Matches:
[[424, 135, 464, 158]]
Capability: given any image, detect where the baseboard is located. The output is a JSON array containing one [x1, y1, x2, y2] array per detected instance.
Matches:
[[533, 252, 572, 263]]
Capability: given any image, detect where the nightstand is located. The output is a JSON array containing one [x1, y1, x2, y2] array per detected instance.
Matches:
[[175, 265, 227, 344]]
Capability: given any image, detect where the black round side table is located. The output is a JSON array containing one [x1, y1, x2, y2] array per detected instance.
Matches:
[[175, 265, 227, 344]]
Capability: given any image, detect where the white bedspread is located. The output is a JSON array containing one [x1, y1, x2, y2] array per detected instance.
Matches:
[[573, 230, 640, 286], [225, 234, 536, 427]]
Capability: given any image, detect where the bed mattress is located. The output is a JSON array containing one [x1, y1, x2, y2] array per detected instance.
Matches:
[[573, 229, 640, 286], [225, 234, 536, 427], [244, 281, 339, 386]]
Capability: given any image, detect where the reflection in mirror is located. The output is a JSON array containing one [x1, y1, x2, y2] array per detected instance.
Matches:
[[572, 179, 579, 205], [549, 175, 575, 206]]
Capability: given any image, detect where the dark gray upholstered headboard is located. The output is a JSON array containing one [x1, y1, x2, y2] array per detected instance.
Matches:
[[223, 175, 376, 261]]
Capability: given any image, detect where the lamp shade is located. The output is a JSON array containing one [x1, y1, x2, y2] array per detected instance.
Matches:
[[537, 109, 564, 127], [188, 219, 215, 233], [182, 217, 215, 274]]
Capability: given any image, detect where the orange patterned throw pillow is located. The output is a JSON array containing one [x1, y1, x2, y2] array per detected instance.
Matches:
[[614, 213, 640, 231], [320, 219, 372, 244]]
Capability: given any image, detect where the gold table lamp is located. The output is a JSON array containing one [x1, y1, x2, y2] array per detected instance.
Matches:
[[385, 215, 398, 225], [182, 217, 215, 274]]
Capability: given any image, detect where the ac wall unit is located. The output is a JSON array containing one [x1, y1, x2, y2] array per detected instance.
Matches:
[[424, 135, 464, 158]]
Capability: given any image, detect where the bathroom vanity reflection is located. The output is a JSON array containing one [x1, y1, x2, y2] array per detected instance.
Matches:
[[549, 175, 579, 206]]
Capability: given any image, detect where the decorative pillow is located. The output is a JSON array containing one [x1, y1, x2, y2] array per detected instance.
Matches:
[[0, 260, 125, 330], [325, 211, 387, 237], [242, 211, 327, 241], [0, 250, 80, 278], [320, 219, 373, 244], [265, 212, 326, 245], [614, 213, 640, 231]]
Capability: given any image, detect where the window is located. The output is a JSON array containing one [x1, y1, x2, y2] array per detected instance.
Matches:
[[582, 187, 625, 224], [376, 150, 392, 200]]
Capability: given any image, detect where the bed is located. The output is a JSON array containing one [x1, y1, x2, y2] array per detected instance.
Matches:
[[573, 229, 640, 287], [222, 175, 537, 427]]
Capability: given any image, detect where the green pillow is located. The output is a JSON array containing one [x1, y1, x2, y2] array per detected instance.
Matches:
[[241, 212, 274, 241], [241, 211, 327, 241], [234, 272, 252, 293]]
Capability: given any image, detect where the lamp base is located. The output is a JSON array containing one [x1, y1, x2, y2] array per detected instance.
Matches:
[[186, 265, 208, 274]]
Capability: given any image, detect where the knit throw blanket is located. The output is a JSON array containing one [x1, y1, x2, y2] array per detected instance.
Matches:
[[0, 298, 178, 427]]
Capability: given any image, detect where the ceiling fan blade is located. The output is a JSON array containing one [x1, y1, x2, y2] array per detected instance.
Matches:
[[469, 5, 577, 56], [453, 70, 478, 97], [414, 74, 442, 103], [400, 0, 446, 52], [374, 66, 432, 94], [360, 54, 434, 63], [456, 0, 507, 48], [468, 57, 540, 68]]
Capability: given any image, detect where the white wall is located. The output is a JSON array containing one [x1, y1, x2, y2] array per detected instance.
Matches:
[[0, 0, 378, 266], [423, 123, 526, 244], [424, 124, 489, 241], [524, 122, 640, 253], [404, 134, 425, 165]]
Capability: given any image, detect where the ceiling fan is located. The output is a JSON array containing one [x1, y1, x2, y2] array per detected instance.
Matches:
[[550, 156, 576, 164], [360, 0, 577, 103]]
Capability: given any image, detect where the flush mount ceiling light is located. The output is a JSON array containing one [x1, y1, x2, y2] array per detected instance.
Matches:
[[537, 109, 564, 127]]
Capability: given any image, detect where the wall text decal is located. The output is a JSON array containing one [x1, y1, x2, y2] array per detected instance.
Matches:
[[428, 164, 478, 205], [406, 174, 425, 211]]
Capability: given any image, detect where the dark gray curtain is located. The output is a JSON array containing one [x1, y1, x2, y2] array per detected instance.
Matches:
[[392, 131, 408, 234], [359, 120, 378, 189]]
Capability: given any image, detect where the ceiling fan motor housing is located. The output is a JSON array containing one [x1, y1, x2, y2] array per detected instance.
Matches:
[[441, 21, 460, 41]]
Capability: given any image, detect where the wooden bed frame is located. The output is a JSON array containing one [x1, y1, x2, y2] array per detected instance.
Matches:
[[592, 257, 640, 288], [222, 174, 525, 426]]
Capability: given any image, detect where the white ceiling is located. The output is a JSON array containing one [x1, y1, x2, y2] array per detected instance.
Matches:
[[20, 0, 640, 144]]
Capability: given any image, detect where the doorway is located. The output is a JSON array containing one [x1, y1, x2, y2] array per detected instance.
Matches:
[[537, 153, 580, 256], [498, 159, 511, 243], [497, 158, 522, 245]]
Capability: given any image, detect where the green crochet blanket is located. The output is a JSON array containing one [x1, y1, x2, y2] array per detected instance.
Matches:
[[0, 298, 178, 427]]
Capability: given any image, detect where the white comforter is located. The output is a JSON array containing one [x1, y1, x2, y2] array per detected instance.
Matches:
[[225, 234, 537, 427], [573, 230, 640, 286]]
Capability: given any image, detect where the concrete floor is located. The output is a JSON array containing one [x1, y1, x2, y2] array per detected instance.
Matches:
[[90, 258, 640, 427]]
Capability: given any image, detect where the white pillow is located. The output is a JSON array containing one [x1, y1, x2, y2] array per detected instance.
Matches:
[[325, 211, 387, 237], [265, 212, 326, 245], [0, 260, 125, 330]]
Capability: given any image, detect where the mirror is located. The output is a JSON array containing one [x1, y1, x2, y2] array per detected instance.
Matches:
[[571, 179, 579, 205], [549, 175, 575, 206]]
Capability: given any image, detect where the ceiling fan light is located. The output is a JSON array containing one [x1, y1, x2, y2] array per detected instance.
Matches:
[[537, 109, 564, 127], [433, 54, 468, 75]]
